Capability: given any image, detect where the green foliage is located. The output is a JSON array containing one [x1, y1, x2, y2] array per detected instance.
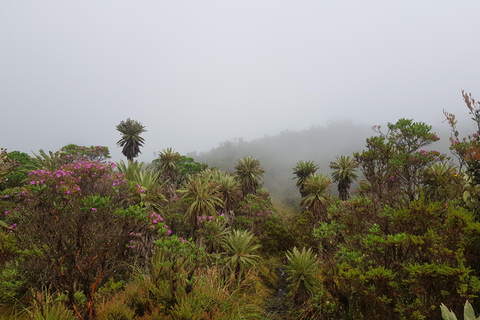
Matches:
[[59, 144, 110, 163], [234, 193, 275, 235], [116, 118, 146, 162], [0, 149, 20, 194], [356, 119, 445, 206], [422, 163, 463, 202], [310, 197, 480, 319], [1, 151, 34, 190], [30, 289, 76, 320], [216, 173, 240, 216], [0, 262, 25, 306], [176, 155, 208, 187], [0, 229, 19, 266]]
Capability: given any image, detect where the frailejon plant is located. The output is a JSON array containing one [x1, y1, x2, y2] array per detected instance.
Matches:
[[2, 161, 158, 320], [234, 156, 265, 197], [441, 301, 480, 320], [285, 247, 319, 305], [329, 155, 359, 201], [178, 177, 223, 233], [293, 160, 319, 198], [221, 229, 261, 282], [116, 118, 146, 162], [300, 173, 332, 222]]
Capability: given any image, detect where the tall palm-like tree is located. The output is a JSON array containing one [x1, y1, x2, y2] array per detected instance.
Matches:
[[301, 173, 332, 221], [293, 160, 319, 197], [234, 156, 265, 196], [116, 118, 146, 162], [178, 177, 223, 233], [157, 148, 181, 199], [329, 155, 359, 201]]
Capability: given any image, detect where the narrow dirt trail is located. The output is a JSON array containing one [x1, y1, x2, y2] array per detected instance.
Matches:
[[265, 266, 290, 319]]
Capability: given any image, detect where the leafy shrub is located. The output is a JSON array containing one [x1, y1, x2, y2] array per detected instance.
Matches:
[[310, 197, 480, 319], [2, 161, 158, 319]]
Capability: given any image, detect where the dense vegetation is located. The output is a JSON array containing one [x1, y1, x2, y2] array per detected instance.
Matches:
[[1, 92, 480, 319]]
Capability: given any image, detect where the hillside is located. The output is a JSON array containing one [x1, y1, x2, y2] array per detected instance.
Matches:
[[193, 119, 455, 203]]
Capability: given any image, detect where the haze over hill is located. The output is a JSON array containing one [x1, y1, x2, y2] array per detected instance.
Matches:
[[193, 119, 460, 203]]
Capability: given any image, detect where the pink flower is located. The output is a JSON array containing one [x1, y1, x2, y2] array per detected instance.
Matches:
[[92, 208, 97, 213]]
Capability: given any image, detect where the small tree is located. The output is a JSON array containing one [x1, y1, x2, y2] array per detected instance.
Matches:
[[355, 119, 444, 206], [60, 144, 111, 163]]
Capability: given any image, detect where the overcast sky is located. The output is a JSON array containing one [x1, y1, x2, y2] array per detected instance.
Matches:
[[1, 1, 479, 162]]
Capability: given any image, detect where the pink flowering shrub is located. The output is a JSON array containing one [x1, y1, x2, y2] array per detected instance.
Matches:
[[233, 191, 296, 254], [233, 193, 275, 236], [2, 161, 157, 319]]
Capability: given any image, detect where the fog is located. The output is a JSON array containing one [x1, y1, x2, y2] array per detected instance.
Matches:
[[1, 1, 479, 162]]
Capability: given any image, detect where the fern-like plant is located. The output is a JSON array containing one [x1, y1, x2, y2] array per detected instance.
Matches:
[[441, 301, 480, 320]]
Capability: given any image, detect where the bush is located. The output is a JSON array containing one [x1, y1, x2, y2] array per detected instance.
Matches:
[[2, 161, 158, 319], [310, 197, 480, 319]]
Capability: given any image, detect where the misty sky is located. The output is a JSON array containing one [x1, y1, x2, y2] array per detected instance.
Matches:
[[1, 1, 479, 162]]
